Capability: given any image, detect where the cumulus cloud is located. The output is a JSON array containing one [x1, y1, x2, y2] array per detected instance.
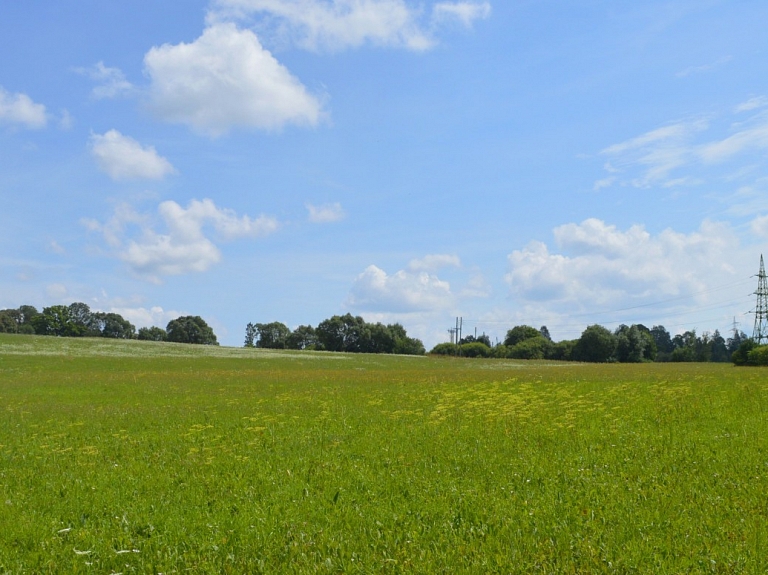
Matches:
[[76, 62, 135, 99], [86, 198, 280, 281], [347, 263, 454, 313], [90, 130, 176, 180], [506, 218, 743, 309], [306, 202, 345, 222], [0, 87, 47, 129], [143, 22, 323, 136]]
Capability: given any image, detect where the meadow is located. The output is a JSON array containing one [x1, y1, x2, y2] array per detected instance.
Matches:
[[1, 334, 767, 574]]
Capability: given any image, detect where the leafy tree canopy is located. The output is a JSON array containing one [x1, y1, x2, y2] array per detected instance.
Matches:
[[166, 316, 218, 345]]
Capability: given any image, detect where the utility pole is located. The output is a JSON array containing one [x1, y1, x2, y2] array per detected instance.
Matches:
[[753, 255, 768, 344]]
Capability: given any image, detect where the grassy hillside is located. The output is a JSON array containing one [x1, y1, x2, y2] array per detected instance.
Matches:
[[1, 334, 766, 573]]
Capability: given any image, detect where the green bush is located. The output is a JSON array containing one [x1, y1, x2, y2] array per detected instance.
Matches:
[[732, 340, 759, 366], [747, 344, 768, 366], [429, 342, 458, 356], [459, 342, 492, 358], [508, 336, 552, 360]]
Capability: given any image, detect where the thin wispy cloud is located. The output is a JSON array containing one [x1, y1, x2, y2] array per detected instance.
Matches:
[[306, 202, 345, 222], [210, 0, 491, 51], [75, 62, 135, 99]]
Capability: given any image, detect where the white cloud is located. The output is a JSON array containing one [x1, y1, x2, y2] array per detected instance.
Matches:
[[59, 109, 74, 130], [598, 119, 707, 188], [407, 253, 460, 272], [47, 241, 65, 255], [109, 305, 181, 329], [46, 283, 68, 299], [87, 198, 280, 281], [751, 214, 768, 239], [699, 120, 768, 164], [90, 130, 176, 180], [211, 0, 435, 51], [306, 202, 345, 222], [76, 62, 135, 99], [675, 55, 731, 78], [0, 87, 47, 129], [735, 96, 768, 113], [432, 2, 491, 27], [506, 218, 743, 310], [143, 23, 323, 136], [598, 106, 768, 190], [347, 263, 454, 313]]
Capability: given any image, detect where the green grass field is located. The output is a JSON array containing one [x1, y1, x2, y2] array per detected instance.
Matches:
[[1, 334, 767, 573]]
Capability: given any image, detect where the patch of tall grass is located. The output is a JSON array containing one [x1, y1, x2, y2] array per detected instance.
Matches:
[[1, 334, 766, 573]]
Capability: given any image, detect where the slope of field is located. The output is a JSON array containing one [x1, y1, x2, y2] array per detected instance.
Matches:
[[1, 334, 766, 573]]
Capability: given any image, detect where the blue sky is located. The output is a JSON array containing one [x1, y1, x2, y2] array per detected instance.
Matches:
[[2, 0, 768, 348]]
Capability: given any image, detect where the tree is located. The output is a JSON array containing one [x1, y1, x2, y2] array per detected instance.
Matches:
[[68, 302, 97, 336], [539, 326, 552, 341], [651, 325, 673, 360], [460, 334, 492, 347], [32, 305, 80, 337], [508, 336, 552, 360], [0, 310, 17, 333], [316, 314, 368, 353], [286, 325, 319, 350], [615, 324, 655, 363], [254, 322, 291, 349], [429, 343, 459, 356], [732, 339, 759, 366], [460, 342, 492, 358], [573, 325, 617, 363], [393, 335, 425, 356], [727, 329, 749, 356], [504, 325, 541, 347], [93, 312, 135, 339], [244, 323, 257, 347], [710, 330, 729, 363], [670, 330, 698, 362], [548, 339, 578, 361], [138, 326, 167, 341], [166, 316, 218, 345]]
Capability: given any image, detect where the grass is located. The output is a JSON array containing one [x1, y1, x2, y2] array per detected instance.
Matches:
[[1, 333, 767, 573]]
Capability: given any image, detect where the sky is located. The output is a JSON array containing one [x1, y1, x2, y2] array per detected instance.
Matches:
[[2, 0, 768, 349]]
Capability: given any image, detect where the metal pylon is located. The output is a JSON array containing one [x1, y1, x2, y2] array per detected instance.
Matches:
[[753, 255, 768, 344]]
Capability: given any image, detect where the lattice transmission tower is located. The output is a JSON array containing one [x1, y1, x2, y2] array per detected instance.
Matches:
[[753, 254, 768, 344]]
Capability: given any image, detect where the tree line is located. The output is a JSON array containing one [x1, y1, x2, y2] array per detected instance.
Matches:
[[245, 313, 425, 355], [430, 323, 761, 364], [0, 303, 218, 345]]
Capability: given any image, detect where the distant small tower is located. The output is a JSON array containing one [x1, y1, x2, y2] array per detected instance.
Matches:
[[753, 255, 768, 344]]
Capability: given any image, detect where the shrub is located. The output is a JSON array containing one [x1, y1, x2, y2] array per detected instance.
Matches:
[[429, 343, 458, 356], [732, 340, 759, 366], [459, 342, 492, 358], [747, 344, 768, 366]]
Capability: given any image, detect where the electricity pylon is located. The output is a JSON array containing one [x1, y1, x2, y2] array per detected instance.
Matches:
[[753, 255, 768, 344]]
